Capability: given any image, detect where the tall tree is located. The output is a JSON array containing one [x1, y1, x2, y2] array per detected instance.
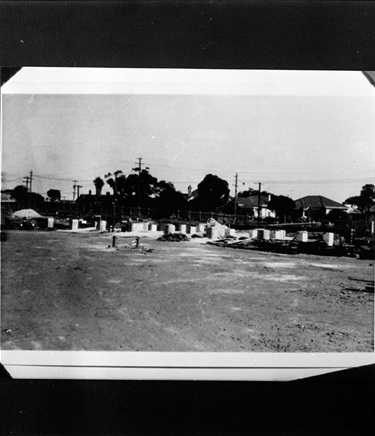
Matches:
[[267, 195, 295, 223], [11, 185, 44, 208], [47, 189, 61, 202], [345, 184, 375, 215], [11, 185, 29, 203], [194, 174, 230, 211], [153, 180, 188, 214], [123, 169, 159, 207], [104, 171, 124, 197], [93, 177, 104, 197]]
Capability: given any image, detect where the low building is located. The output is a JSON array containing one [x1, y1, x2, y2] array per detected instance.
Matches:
[[236, 194, 276, 219], [294, 195, 347, 221], [1, 192, 17, 226]]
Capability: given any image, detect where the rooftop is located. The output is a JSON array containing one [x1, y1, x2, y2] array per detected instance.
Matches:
[[294, 195, 347, 210]]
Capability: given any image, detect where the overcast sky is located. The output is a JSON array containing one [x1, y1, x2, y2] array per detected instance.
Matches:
[[1, 68, 374, 203]]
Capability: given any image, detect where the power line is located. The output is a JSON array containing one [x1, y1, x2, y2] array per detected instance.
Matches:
[[33, 174, 76, 182], [263, 178, 374, 185], [7, 171, 373, 187], [30, 173, 373, 186], [2, 177, 23, 183]]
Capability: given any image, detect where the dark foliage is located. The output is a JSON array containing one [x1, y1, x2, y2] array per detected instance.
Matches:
[[47, 189, 61, 202], [194, 174, 230, 211], [11, 185, 45, 208], [268, 195, 295, 223], [345, 184, 375, 215]]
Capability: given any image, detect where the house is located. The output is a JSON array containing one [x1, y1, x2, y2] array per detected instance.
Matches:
[[1, 192, 17, 226], [1, 192, 16, 204], [185, 185, 199, 201], [236, 194, 276, 219], [294, 195, 347, 221], [345, 202, 375, 233]]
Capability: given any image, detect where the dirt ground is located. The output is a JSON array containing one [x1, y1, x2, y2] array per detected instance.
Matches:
[[1, 230, 373, 352]]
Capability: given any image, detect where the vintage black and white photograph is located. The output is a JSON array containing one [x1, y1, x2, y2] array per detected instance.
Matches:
[[1, 68, 374, 358]]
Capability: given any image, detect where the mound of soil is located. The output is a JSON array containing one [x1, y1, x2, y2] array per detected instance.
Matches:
[[157, 233, 189, 242]]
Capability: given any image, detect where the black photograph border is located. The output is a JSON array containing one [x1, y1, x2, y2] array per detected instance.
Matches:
[[1, 1, 374, 434]]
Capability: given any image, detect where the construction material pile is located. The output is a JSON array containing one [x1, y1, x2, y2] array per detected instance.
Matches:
[[342, 277, 374, 294], [107, 235, 154, 253], [206, 218, 228, 236], [157, 233, 189, 242], [11, 209, 43, 219], [207, 237, 256, 250]]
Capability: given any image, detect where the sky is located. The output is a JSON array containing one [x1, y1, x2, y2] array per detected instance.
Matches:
[[1, 68, 374, 203]]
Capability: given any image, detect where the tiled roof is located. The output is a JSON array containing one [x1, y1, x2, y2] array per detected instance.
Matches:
[[294, 195, 346, 210], [237, 194, 269, 209], [187, 189, 199, 200], [1, 193, 16, 202]]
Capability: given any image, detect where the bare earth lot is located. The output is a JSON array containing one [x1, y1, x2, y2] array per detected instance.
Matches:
[[1, 230, 373, 352]]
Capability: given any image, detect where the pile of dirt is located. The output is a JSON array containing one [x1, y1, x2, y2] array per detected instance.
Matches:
[[206, 218, 228, 230], [207, 237, 254, 248], [11, 208, 43, 219], [343, 277, 375, 293], [157, 233, 189, 242]]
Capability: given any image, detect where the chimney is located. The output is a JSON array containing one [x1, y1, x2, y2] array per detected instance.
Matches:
[[188, 185, 192, 197], [268, 194, 271, 202], [89, 190, 92, 196]]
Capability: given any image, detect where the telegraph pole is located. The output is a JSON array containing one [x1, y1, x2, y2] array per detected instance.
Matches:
[[29, 170, 33, 193], [253, 182, 262, 223], [23, 176, 30, 192], [135, 157, 144, 172], [72, 180, 78, 201], [257, 182, 261, 223], [234, 173, 238, 216], [112, 174, 118, 232], [133, 157, 146, 217], [76, 184, 83, 200]]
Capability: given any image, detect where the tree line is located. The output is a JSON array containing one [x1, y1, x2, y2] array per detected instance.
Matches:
[[4, 166, 375, 224], [90, 170, 229, 216]]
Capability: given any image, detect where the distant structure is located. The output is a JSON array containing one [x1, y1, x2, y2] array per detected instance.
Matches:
[[294, 195, 347, 221], [236, 193, 275, 219], [185, 185, 198, 202]]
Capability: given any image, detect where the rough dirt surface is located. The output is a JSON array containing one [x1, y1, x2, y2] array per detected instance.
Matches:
[[1, 231, 373, 352]]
